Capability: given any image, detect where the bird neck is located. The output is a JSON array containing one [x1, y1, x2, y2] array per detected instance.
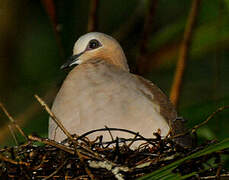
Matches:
[[105, 47, 130, 72]]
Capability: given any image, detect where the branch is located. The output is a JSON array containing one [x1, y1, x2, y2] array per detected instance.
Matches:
[[0, 103, 27, 141], [191, 105, 229, 134], [172, 105, 229, 139], [34, 94, 76, 142], [136, 0, 158, 74], [87, 0, 99, 32], [34, 95, 97, 179], [28, 134, 75, 155], [170, 0, 201, 108], [41, 0, 65, 58], [0, 87, 56, 143]]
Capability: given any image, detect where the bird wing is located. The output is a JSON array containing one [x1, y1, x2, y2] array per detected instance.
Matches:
[[134, 75, 192, 147]]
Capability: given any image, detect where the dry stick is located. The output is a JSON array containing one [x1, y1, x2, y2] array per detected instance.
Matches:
[[200, 173, 229, 180], [191, 105, 229, 134], [37, 175, 73, 179], [41, 0, 65, 58], [87, 0, 99, 32], [170, 0, 201, 108], [127, 133, 139, 148], [113, 0, 145, 41], [8, 125, 18, 145], [28, 135, 102, 161], [136, 0, 158, 75], [172, 105, 229, 139], [31, 154, 50, 171], [0, 87, 56, 144], [0, 154, 30, 166], [144, 35, 229, 74], [0, 103, 28, 140], [34, 95, 96, 180], [42, 159, 68, 180], [104, 125, 114, 142], [34, 94, 76, 142], [28, 135, 75, 155], [216, 164, 222, 180]]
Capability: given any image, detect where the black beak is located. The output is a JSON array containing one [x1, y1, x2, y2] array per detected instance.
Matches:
[[60, 52, 84, 70]]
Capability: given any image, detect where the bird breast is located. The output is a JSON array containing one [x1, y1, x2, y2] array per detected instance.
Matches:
[[49, 60, 170, 142]]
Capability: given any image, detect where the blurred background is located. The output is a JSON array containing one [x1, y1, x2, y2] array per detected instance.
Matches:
[[0, 0, 229, 150]]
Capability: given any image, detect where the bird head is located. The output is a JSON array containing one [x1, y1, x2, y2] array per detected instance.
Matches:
[[61, 32, 129, 71]]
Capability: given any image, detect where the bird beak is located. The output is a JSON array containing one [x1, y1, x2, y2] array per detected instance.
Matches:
[[60, 52, 84, 70]]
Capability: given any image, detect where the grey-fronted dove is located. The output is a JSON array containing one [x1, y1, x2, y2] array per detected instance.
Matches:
[[49, 32, 191, 147]]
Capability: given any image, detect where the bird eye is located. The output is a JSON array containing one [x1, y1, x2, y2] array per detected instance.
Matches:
[[88, 39, 101, 50]]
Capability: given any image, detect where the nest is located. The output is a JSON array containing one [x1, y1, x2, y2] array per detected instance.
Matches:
[[0, 131, 229, 180], [0, 96, 229, 179]]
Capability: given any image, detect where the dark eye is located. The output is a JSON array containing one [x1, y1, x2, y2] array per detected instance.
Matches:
[[88, 39, 100, 50]]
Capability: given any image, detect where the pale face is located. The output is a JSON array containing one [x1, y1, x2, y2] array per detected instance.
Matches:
[[61, 32, 129, 71]]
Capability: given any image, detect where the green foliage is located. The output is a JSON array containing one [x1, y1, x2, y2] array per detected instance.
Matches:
[[139, 138, 229, 180], [1, 1, 229, 168]]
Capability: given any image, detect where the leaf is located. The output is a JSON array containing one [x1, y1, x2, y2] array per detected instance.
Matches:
[[138, 138, 229, 180]]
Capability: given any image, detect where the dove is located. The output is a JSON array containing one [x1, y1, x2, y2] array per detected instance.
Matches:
[[49, 32, 191, 147]]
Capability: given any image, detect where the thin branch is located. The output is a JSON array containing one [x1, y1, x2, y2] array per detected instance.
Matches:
[[87, 0, 99, 32], [171, 105, 229, 139], [8, 125, 18, 145], [136, 0, 158, 74], [41, 0, 65, 58], [104, 125, 114, 142], [0, 87, 56, 144], [0, 103, 28, 141], [170, 0, 201, 108], [34, 94, 76, 142], [28, 134, 75, 155], [112, 1, 145, 41], [42, 159, 68, 180], [137, 34, 229, 74], [0, 154, 30, 166], [34, 94, 97, 179], [191, 105, 229, 134], [76, 127, 146, 142], [127, 133, 139, 148], [200, 174, 229, 180]]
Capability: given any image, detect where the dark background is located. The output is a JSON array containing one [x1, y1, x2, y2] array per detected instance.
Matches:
[[0, 0, 229, 152]]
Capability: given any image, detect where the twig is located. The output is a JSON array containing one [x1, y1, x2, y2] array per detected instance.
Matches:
[[136, 0, 158, 74], [28, 136, 97, 180], [170, 0, 201, 108], [33, 95, 99, 180], [191, 105, 229, 134], [87, 0, 99, 32], [0, 154, 30, 166], [0, 103, 28, 140], [8, 125, 18, 145], [43, 159, 68, 180], [216, 164, 222, 180], [112, 0, 145, 41], [37, 176, 73, 179], [34, 94, 76, 142], [41, 0, 65, 58], [28, 134, 75, 155], [172, 105, 229, 139], [105, 125, 114, 142], [200, 173, 229, 179], [28, 134, 102, 161], [76, 127, 156, 146], [75, 149, 96, 180], [127, 132, 139, 148], [77, 127, 145, 141], [0, 87, 56, 143], [34, 95, 92, 173]]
